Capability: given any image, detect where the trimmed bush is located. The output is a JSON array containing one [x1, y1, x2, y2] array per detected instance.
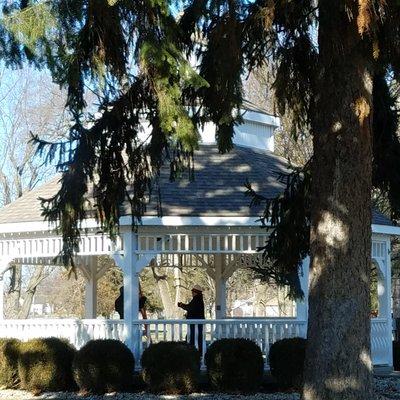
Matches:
[[18, 337, 76, 393], [393, 341, 400, 371], [0, 338, 21, 388], [268, 337, 306, 389], [141, 341, 200, 394], [205, 338, 264, 393], [73, 339, 135, 394]]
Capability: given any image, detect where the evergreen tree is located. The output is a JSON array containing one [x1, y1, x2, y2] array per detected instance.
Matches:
[[2, 1, 400, 399]]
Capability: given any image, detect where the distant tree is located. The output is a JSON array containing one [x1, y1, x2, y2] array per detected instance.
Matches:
[[0, 67, 68, 318], [244, 66, 313, 166], [0, 67, 67, 204]]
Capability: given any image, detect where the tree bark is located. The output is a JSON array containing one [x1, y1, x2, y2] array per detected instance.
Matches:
[[18, 265, 47, 319], [302, 3, 374, 400], [173, 264, 184, 305], [151, 266, 177, 319], [7, 265, 22, 318]]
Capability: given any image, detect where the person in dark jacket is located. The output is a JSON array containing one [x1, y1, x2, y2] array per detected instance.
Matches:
[[115, 286, 147, 319], [178, 285, 205, 353]]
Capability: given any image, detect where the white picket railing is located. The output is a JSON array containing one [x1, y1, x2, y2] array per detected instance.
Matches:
[[371, 318, 392, 366], [0, 318, 392, 368], [134, 318, 307, 367], [0, 319, 126, 349]]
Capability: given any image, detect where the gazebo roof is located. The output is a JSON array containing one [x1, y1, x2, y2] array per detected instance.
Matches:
[[0, 144, 394, 227]]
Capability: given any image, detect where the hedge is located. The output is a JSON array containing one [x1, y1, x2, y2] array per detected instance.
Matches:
[[73, 339, 135, 394], [141, 341, 200, 394], [18, 337, 76, 393], [268, 337, 306, 389], [0, 338, 21, 388], [205, 338, 264, 393]]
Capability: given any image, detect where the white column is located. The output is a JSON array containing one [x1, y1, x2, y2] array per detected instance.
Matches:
[[215, 254, 227, 319], [84, 258, 98, 319], [377, 272, 387, 318], [374, 257, 390, 318], [384, 238, 393, 367], [296, 257, 310, 333], [113, 232, 154, 366], [121, 232, 140, 362]]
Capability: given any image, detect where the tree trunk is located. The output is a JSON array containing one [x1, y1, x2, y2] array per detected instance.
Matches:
[[254, 282, 266, 317], [18, 265, 47, 319], [173, 265, 184, 305], [151, 266, 177, 318], [7, 265, 22, 318], [302, 3, 374, 400]]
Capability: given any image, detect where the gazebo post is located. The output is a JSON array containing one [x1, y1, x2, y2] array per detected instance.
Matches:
[[119, 232, 139, 355], [118, 231, 156, 366], [84, 257, 98, 319], [384, 237, 393, 368], [376, 251, 392, 364], [296, 256, 310, 333], [123, 263, 140, 351], [215, 254, 227, 319], [377, 263, 387, 318]]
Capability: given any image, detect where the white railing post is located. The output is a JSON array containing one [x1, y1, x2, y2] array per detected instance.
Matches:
[[215, 254, 227, 319]]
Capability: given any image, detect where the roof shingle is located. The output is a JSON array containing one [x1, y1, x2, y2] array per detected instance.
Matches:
[[0, 145, 393, 226]]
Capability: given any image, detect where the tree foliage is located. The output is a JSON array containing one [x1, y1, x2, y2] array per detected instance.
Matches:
[[245, 164, 311, 299], [245, 70, 400, 298], [2, 0, 400, 295]]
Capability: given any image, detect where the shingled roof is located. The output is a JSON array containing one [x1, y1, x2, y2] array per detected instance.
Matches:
[[0, 144, 393, 226]]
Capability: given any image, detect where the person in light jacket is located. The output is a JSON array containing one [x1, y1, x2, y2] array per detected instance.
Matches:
[[178, 285, 205, 353]]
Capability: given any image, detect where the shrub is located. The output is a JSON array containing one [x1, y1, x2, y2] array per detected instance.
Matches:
[[0, 338, 21, 388], [205, 338, 264, 393], [393, 341, 400, 371], [73, 339, 135, 394], [141, 341, 200, 394], [268, 337, 307, 389], [18, 337, 76, 393]]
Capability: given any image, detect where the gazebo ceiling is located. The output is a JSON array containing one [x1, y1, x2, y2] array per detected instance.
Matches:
[[0, 144, 393, 227]]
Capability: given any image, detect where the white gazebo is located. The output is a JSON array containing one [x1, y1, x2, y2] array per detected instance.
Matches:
[[0, 103, 397, 369]]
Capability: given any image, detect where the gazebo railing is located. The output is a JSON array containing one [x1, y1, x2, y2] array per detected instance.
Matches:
[[135, 318, 307, 368], [0, 318, 392, 368], [0, 318, 126, 349], [0, 318, 306, 368], [371, 317, 392, 365]]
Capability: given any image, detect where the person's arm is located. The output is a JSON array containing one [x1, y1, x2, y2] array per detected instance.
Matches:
[[178, 301, 189, 311]]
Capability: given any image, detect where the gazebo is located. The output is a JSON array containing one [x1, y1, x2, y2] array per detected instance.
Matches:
[[0, 104, 397, 369]]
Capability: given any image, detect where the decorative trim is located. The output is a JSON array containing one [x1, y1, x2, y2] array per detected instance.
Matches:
[[372, 224, 400, 236], [0, 218, 397, 236]]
